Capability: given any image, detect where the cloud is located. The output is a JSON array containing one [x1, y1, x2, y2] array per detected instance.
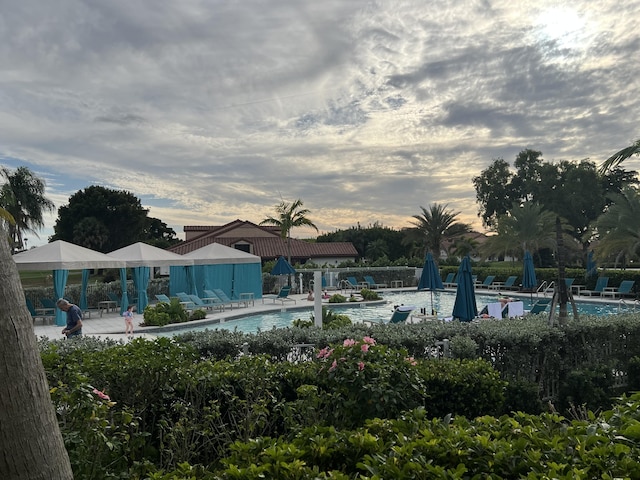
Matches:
[[1, 0, 639, 247]]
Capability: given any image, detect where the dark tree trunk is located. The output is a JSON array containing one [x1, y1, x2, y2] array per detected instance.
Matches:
[[0, 233, 74, 479]]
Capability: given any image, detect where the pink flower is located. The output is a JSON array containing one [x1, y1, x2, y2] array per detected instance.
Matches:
[[317, 347, 333, 359], [92, 388, 111, 401], [361, 344, 370, 353], [358, 362, 365, 371], [343, 339, 356, 347], [405, 356, 417, 366], [363, 336, 376, 345], [329, 360, 338, 372]]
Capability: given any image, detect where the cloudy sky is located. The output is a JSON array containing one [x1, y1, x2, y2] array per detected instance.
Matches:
[[1, 0, 639, 247]]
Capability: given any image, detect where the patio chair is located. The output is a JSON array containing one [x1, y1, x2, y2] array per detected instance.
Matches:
[[491, 276, 518, 291], [477, 275, 496, 289], [186, 293, 224, 311], [27, 298, 54, 325], [40, 298, 58, 311], [527, 298, 551, 315], [211, 288, 246, 308], [364, 305, 415, 325], [601, 280, 635, 299], [506, 301, 524, 318], [485, 302, 504, 319], [363, 275, 387, 289], [346, 276, 366, 290], [262, 285, 296, 304], [203, 289, 235, 310], [155, 294, 172, 304], [581, 277, 609, 297], [443, 273, 457, 287], [174, 292, 197, 310]]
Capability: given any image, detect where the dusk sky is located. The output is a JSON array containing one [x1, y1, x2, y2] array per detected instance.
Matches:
[[1, 0, 639, 247]]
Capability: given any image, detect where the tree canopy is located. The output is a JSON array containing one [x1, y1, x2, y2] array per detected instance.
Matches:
[[0, 166, 55, 253], [51, 186, 179, 252]]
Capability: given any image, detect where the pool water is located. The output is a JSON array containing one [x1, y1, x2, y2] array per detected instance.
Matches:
[[159, 290, 637, 336]]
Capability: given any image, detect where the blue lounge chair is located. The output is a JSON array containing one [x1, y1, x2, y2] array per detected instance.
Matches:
[[364, 275, 387, 289], [262, 285, 296, 304], [477, 275, 496, 289], [203, 289, 235, 310], [155, 294, 172, 304], [443, 273, 456, 287], [364, 305, 415, 325], [527, 298, 551, 315], [211, 288, 246, 308], [582, 277, 609, 297], [601, 280, 635, 299], [345, 276, 365, 290], [174, 292, 197, 310], [27, 298, 54, 324], [565, 278, 575, 288]]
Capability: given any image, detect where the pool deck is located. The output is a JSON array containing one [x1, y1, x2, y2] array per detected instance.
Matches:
[[32, 287, 633, 342]]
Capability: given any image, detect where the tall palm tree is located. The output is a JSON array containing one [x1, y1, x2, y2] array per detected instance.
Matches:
[[260, 198, 318, 270], [405, 203, 470, 262], [481, 202, 567, 261], [0, 166, 55, 252], [593, 186, 640, 266], [0, 230, 74, 477]]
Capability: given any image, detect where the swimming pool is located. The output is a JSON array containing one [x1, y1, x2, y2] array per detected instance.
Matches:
[[158, 290, 638, 336]]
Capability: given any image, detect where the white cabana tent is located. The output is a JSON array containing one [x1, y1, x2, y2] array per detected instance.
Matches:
[[108, 242, 193, 312], [12, 240, 126, 326], [172, 243, 263, 300]]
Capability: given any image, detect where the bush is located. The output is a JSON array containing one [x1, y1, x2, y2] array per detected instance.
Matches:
[[143, 298, 188, 325], [328, 293, 347, 303], [359, 288, 381, 300]]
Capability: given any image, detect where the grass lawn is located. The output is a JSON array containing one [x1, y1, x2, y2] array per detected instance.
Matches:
[[19, 270, 87, 288]]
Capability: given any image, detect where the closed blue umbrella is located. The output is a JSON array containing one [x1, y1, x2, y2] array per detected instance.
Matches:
[[452, 256, 477, 322], [417, 252, 444, 313], [522, 250, 537, 291], [271, 256, 296, 276]]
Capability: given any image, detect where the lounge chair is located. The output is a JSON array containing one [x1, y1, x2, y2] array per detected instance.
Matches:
[[601, 280, 635, 299], [27, 298, 54, 324], [581, 277, 609, 297], [40, 298, 58, 312], [210, 288, 246, 309], [155, 294, 172, 303], [565, 278, 575, 288], [202, 289, 235, 310], [443, 273, 456, 288], [345, 276, 366, 290], [364, 275, 387, 289], [174, 292, 197, 310], [506, 301, 524, 318], [527, 298, 551, 315], [481, 302, 504, 319], [490, 276, 518, 291], [262, 285, 296, 304], [365, 305, 415, 325], [477, 275, 496, 289], [186, 293, 224, 311]]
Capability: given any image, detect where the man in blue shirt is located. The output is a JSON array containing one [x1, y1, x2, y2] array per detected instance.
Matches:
[[56, 298, 83, 338]]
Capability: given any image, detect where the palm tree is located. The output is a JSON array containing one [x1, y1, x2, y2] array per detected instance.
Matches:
[[260, 198, 318, 276], [405, 203, 470, 262], [598, 139, 640, 174], [481, 202, 568, 262], [593, 186, 640, 266], [0, 231, 74, 477], [0, 166, 55, 253]]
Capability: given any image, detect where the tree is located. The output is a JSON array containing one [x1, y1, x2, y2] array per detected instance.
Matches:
[[593, 186, 640, 266], [598, 139, 640, 174], [0, 230, 74, 478], [405, 203, 470, 262], [260, 198, 318, 271], [474, 149, 637, 256], [317, 222, 407, 261], [472, 158, 515, 228], [143, 217, 181, 249], [365, 238, 388, 261], [52, 186, 150, 252], [0, 166, 55, 253], [481, 202, 571, 265]]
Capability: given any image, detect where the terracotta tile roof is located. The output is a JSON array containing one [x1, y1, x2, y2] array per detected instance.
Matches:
[[170, 220, 358, 261]]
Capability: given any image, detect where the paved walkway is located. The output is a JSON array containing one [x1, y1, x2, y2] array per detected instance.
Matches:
[[32, 292, 328, 342]]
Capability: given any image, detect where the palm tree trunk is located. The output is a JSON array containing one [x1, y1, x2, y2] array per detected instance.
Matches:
[[0, 234, 74, 479]]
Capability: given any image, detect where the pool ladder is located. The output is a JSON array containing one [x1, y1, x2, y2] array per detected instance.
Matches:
[[617, 299, 640, 313]]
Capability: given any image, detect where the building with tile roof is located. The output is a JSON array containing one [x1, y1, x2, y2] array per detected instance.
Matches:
[[169, 220, 358, 266]]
